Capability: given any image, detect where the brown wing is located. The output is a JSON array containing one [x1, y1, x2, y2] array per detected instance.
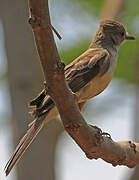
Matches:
[[65, 48, 110, 93]]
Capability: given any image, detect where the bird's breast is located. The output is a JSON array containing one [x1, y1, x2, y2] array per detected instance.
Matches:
[[78, 57, 117, 103]]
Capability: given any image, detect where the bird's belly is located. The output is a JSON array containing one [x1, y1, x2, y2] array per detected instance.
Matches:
[[78, 69, 113, 103]]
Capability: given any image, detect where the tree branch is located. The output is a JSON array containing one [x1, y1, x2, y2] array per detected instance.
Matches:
[[28, 0, 139, 168]]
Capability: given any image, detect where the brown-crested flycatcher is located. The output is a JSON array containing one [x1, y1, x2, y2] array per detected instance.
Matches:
[[5, 19, 135, 176]]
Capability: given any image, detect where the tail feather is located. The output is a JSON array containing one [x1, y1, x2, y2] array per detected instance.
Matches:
[[5, 116, 45, 176], [5, 94, 55, 176]]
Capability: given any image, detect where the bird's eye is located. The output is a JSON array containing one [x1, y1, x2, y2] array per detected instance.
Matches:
[[121, 31, 124, 36]]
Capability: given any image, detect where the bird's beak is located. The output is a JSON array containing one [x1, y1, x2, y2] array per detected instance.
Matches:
[[125, 32, 135, 40]]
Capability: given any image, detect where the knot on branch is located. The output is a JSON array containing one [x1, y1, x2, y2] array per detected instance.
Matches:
[[65, 122, 82, 133], [85, 152, 99, 160], [28, 15, 42, 30], [111, 156, 126, 167], [57, 61, 65, 74]]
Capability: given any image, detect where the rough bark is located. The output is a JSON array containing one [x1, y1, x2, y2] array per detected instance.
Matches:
[[28, 0, 139, 169]]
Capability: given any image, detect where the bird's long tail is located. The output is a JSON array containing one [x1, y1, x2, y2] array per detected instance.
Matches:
[[5, 115, 45, 176], [5, 92, 55, 176], [5, 90, 85, 176]]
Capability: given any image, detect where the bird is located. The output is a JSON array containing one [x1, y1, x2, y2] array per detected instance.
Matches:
[[5, 19, 135, 176]]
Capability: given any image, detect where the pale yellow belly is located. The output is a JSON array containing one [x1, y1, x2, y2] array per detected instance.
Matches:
[[77, 69, 114, 103]]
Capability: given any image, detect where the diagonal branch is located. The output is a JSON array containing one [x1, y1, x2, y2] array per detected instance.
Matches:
[[28, 0, 139, 168]]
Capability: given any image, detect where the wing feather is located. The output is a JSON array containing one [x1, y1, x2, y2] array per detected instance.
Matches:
[[65, 48, 110, 93]]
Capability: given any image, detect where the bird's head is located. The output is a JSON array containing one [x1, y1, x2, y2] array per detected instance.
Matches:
[[100, 19, 135, 46], [91, 19, 135, 49]]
